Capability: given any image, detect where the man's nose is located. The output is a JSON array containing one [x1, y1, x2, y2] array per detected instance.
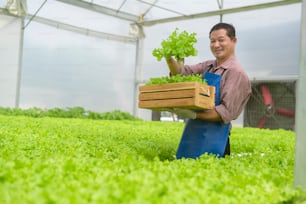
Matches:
[[212, 42, 220, 48]]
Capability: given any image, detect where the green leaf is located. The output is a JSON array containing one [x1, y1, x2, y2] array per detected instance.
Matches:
[[145, 74, 206, 85], [152, 28, 198, 61]]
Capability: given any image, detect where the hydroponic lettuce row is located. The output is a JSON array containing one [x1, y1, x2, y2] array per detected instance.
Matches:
[[146, 74, 207, 85], [0, 115, 305, 203], [0, 107, 141, 120]]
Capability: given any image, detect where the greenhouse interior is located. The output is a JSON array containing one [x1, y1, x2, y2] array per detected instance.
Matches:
[[1, 0, 306, 196], [0, 0, 303, 124]]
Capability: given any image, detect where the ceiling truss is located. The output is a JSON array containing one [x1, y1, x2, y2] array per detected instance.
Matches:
[[55, 0, 301, 27]]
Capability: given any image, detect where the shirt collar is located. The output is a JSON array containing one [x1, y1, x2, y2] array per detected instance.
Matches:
[[210, 55, 236, 70]]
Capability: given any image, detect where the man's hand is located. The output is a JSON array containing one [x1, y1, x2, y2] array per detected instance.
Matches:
[[164, 108, 197, 119]]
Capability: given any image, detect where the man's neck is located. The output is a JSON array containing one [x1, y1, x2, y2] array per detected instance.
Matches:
[[216, 55, 235, 67]]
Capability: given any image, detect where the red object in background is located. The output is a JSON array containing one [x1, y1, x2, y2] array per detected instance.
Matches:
[[257, 85, 295, 128], [257, 116, 267, 128], [276, 108, 295, 117], [260, 85, 273, 107]]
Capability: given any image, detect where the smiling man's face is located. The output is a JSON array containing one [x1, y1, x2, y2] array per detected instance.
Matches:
[[209, 28, 237, 65]]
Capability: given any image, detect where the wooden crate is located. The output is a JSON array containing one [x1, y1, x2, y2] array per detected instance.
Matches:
[[138, 82, 215, 110]]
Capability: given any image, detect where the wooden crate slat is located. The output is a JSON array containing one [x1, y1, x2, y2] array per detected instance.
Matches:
[[139, 98, 199, 109], [139, 82, 197, 92], [139, 89, 195, 101], [138, 82, 215, 110], [197, 97, 215, 109]]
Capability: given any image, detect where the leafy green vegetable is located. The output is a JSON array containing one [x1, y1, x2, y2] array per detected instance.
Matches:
[[0, 107, 141, 120], [146, 74, 206, 85], [0, 115, 305, 203], [152, 28, 198, 61]]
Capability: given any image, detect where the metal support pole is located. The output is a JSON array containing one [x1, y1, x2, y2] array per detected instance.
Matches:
[[294, 0, 306, 188], [15, 18, 24, 108], [217, 0, 224, 22], [133, 39, 144, 117]]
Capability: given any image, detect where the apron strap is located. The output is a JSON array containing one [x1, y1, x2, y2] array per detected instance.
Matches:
[[220, 69, 227, 76], [207, 64, 227, 76]]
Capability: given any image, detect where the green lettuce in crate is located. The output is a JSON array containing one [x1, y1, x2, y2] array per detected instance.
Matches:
[[146, 74, 206, 85]]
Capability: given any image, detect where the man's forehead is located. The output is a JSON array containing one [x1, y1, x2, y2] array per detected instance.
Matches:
[[209, 29, 227, 38]]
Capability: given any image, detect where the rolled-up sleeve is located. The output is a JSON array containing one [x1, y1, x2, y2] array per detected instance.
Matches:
[[181, 63, 205, 75], [216, 70, 251, 124]]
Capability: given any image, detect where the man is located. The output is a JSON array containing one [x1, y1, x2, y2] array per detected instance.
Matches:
[[166, 22, 251, 158]]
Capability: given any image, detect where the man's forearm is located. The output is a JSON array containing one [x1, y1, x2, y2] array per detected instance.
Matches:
[[195, 109, 223, 122], [166, 57, 183, 75]]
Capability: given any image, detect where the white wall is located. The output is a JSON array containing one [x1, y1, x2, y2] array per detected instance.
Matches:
[[20, 21, 137, 114]]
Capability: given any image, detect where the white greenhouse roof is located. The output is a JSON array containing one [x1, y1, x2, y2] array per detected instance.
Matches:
[[25, 0, 301, 24], [0, 0, 302, 32]]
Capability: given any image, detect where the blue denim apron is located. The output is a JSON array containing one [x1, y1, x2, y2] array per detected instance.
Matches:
[[176, 70, 230, 159]]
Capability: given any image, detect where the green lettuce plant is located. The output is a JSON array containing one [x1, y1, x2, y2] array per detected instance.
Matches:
[[152, 28, 198, 63], [149, 28, 199, 85], [1, 115, 305, 203], [146, 74, 206, 85]]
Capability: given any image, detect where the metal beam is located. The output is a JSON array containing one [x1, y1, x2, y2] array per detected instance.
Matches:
[[141, 0, 302, 26], [0, 7, 11, 15], [55, 0, 139, 22], [26, 15, 137, 43], [1, 7, 137, 43], [294, 0, 306, 189]]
